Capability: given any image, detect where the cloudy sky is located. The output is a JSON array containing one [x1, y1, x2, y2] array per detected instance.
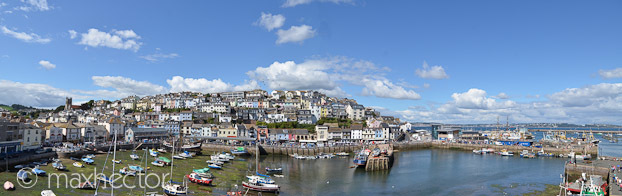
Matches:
[[0, 0, 621, 124]]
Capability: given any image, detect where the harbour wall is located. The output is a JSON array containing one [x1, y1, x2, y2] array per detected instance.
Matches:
[[0, 152, 56, 172]]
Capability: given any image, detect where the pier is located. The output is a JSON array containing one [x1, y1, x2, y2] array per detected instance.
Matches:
[[563, 157, 622, 196], [365, 144, 394, 171]]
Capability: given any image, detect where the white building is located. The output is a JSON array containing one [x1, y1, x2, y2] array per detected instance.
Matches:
[[20, 124, 42, 150]]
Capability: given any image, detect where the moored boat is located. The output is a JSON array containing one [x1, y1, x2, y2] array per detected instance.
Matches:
[[17, 170, 28, 181], [230, 147, 249, 155], [149, 149, 159, 157], [130, 154, 140, 160], [335, 152, 349, 156], [41, 190, 56, 196], [129, 165, 145, 173], [73, 162, 84, 168], [81, 158, 94, 164], [208, 164, 222, 169], [112, 159, 122, 164], [32, 165, 47, 176], [152, 160, 165, 167], [353, 149, 369, 166], [265, 167, 283, 173], [52, 162, 66, 171], [186, 172, 212, 185], [242, 178, 280, 193], [119, 167, 137, 176]]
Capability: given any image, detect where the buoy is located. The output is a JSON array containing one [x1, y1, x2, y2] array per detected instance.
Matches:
[[327, 181, 329, 184]]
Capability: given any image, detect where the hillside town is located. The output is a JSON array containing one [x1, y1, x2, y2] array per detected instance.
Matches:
[[0, 89, 417, 155]]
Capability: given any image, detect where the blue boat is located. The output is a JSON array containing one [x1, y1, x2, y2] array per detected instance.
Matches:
[[129, 165, 144, 173], [17, 170, 28, 181], [208, 164, 222, 169], [231, 147, 249, 155], [149, 149, 159, 157], [32, 166, 46, 176], [98, 175, 113, 184], [353, 149, 369, 167], [81, 158, 94, 164]]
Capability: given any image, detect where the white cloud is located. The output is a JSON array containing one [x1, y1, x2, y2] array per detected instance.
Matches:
[[0, 80, 74, 107], [451, 88, 515, 110], [550, 83, 622, 107], [248, 57, 419, 100], [361, 78, 421, 100], [17, 0, 51, 12], [38, 60, 55, 70], [140, 53, 179, 62], [91, 76, 167, 97], [78, 28, 142, 52], [276, 25, 316, 44], [166, 76, 259, 93], [385, 84, 622, 124], [598, 68, 622, 79], [1, 26, 51, 43], [282, 0, 353, 8], [496, 92, 509, 99], [68, 30, 77, 39], [255, 12, 285, 31], [415, 61, 449, 79]]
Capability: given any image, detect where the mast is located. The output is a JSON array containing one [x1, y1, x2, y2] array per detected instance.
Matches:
[[111, 129, 117, 196], [256, 142, 259, 174], [143, 148, 147, 195], [169, 138, 175, 182]]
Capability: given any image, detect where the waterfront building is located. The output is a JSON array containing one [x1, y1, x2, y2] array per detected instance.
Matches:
[[316, 125, 329, 146], [44, 124, 63, 143], [19, 123, 42, 151], [125, 127, 168, 142], [55, 122, 81, 143]]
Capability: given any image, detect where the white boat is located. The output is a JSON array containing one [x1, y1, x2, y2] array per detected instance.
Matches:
[[157, 148, 167, 153], [482, 148, 495, 154], [112, 159, 122, 164], [4, 181, 14, 190], [151, 161, 165, 167], [306, 155, 317, 160], [119, 167, 137, 176], [335, 152, 349, 156], [130, 154, 140, 160], [73, 162, 84, 168], [178, 152, 193, 158], [473, 149, 482, 154], [242, 178, 280, 193], [172, 155, 185, 160], [206, 160, 224, 165], [499, 150, 513, 156], [41, 190, 56, 196], [246, 175, 275, 184]]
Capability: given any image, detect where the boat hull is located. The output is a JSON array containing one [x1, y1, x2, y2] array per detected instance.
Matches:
[[242, 182, 279, 192]]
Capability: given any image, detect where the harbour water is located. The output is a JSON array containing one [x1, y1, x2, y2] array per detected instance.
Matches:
[[251, 149, 567, 195]]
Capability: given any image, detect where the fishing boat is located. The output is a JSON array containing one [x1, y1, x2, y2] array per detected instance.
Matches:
[[499, 149, 513, 156], [353, 149, 370, 166], [192, 168, 214, 178], [32, 165, 47, 176], [41, 190, 56, 196], [519, 150, 535, 158], [230, 147, 249, 155], [472, 149, 482, 154], [162, 138, 188, 195], [81, 158, 94, 164], [265, 167, 283, 173], [4, 181, 14, 190], [208, 164, 222, 169], [150, 149, 159, 157], [129, 165, 145, 173], [152, 160, 165, 167], [335, 152, 349, 156], [482, 148, 495, 154], [52, 162, 66, 171], [130, 153, 140, 160], [186, 172, 212, 185], [17, 170, 28, 181], [73, 162, 84, 168], [536, 149, 554, 157], [77, 181, 95, 189], [112, 159, 122, 164], [119, 167, 137, 176]]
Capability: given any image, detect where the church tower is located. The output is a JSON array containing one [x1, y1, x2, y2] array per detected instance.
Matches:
[[65, 97, 72, 111]]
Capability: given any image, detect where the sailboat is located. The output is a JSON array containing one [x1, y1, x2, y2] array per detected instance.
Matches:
[[242, 143, 280, 193], [162, 138, 188, 195]]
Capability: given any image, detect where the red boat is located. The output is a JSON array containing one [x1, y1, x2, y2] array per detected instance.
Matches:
[[186, 173, 212, 185]]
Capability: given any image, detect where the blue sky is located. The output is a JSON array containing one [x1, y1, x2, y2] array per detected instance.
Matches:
[[1, 0, 621, 124]]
